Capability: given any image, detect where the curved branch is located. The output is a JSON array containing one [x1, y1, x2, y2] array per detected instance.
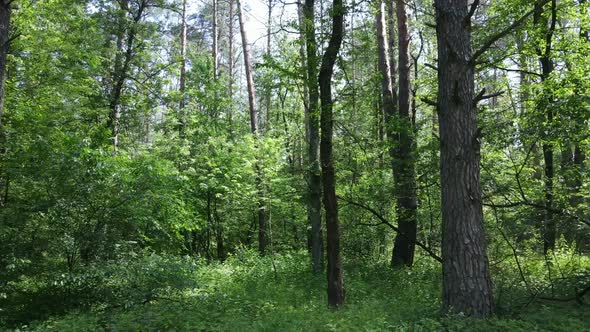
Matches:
[[337, 195, 442, 263], [471, 0, 550, 63]]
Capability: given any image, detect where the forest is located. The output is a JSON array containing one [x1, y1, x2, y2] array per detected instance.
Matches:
[[0, 0, 589, 330]]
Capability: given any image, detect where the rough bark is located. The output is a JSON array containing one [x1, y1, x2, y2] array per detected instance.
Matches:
[[434, 0, 495, 317], [237, 0, 267, 254], [302, 0, 324, 274], [319, 0, 345, 308], [391, 0, 418, 268]]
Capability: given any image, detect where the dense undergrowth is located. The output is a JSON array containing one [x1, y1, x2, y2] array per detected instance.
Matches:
[[1, 250, 589, 331]]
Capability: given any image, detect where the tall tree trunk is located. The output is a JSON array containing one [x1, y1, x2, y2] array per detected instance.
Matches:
[[302, 0, 324, 273], [570, 0, 588, 246], [0, 0, 10, 128], [212, 0, 219, 118], [107, 0, 146, 154], [228, 0, 235, 137], [213, 0, 218, 81], [237, 0, 268, 254], [386, 0, 398, 95], [374, 0, 394, 156], [319, 0, 345, 308], [263, 0, 273, 131], [581, 0, 588, 40], [374, 2, 393, 262], [573, 0, 588, 198], [516, 34, 547, 232], [391, 0, 418, 267], [178, 0, 187, 136], [534, 0, 557, 254], [0, 0, 11, 207], [213, 197, 226, 261], [434, 0, 494, 317]]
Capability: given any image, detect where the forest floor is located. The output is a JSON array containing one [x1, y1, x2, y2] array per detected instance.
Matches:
[[3, 251, 589, 331]]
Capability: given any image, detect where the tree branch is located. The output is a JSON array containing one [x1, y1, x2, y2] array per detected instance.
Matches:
[[424, 63, 438, 71], [466, 0, 480, 24], [422, 97, 438, 107], [538, 283, 590, 304], [490, 65, 542, 77], [337, 196, 443, 263], [471, 0, 550, 63], [483, 200, 590, 228], [474, 90, 505, 105]]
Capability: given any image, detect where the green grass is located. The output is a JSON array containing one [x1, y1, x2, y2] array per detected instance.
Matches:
[[3, 250, 590, 331]]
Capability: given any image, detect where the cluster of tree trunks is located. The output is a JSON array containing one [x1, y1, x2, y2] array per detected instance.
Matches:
[[375, 0, 419, 268]]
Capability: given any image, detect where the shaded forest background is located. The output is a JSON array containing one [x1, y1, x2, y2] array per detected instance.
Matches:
[[0, 0, 589, 330]]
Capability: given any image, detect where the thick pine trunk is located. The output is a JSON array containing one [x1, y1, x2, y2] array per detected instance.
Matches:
[[391, 0, 418, 267], [237, 0, 268, 254], [434, 0, 494, 317], [302, 0, 324, 273], [319, 0, 345, 308]]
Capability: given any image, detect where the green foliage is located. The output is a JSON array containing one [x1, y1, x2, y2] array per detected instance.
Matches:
[[1, 253, 200, 328], [2, 252, 586, 331], [0, 0, 588, 330]]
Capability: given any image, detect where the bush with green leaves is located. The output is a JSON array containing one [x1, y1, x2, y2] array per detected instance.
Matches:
[[0, 253, 200, 327], [4, 251, 586, 331]]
